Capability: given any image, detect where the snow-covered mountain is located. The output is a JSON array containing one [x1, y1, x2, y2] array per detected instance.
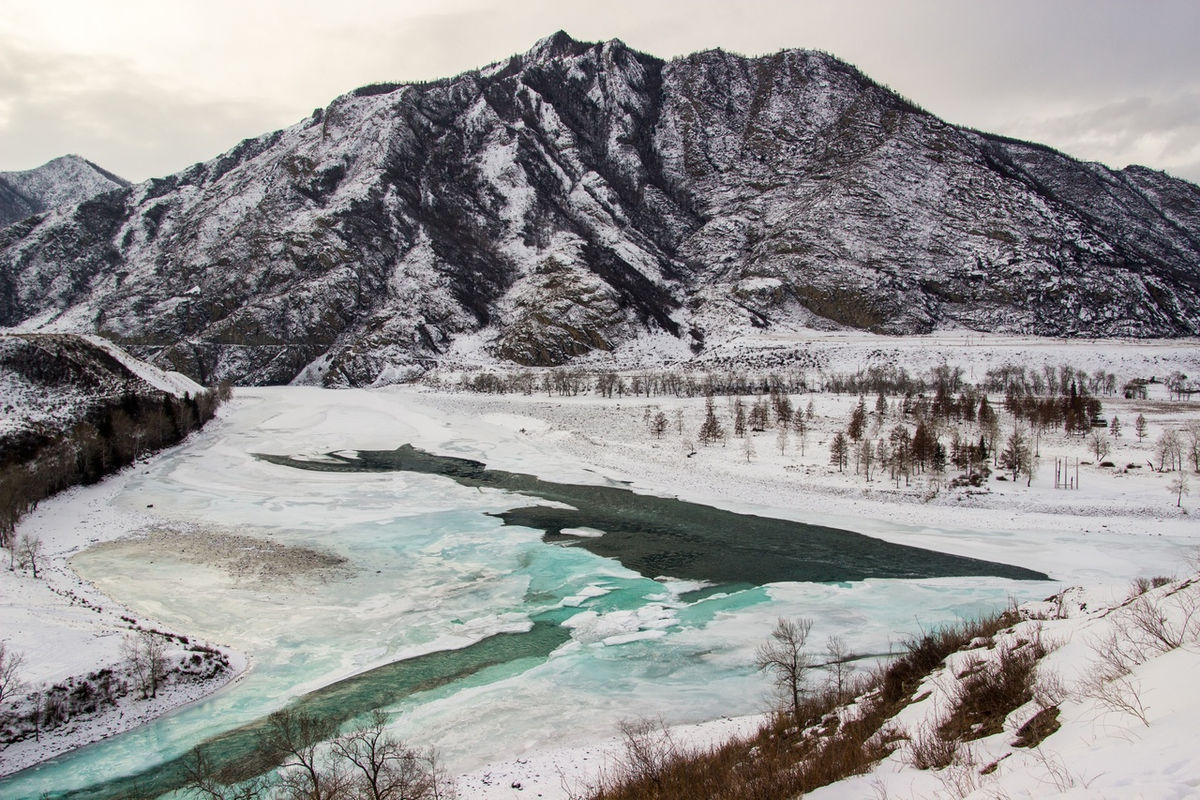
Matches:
[[1, 32, 1199, 386], [0, 155, 129, 229]]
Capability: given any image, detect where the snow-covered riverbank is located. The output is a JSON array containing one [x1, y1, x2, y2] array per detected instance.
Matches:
[[1, 334, 1198, 797]]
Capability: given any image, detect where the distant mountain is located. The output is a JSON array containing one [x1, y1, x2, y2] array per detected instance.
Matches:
[[1, 32, 1198, 386], [0, 155, 130, 229]]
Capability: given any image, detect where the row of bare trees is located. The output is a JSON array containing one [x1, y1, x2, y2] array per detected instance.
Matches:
[[184, 709, 452, 800]]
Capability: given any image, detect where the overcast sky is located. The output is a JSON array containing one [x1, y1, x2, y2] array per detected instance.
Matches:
[[2, 0, 1198, 184]]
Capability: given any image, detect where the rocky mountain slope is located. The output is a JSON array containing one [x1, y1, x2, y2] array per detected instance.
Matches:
[[0, 155, 129, 229], [0, 333, 218, 537], [1, 32, 1198, 386]]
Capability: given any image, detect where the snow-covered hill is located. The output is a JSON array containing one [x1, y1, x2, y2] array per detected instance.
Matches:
[[2, 33, 1199, 386], [0, 333, 202, 446], [0, 155, 129, 229]]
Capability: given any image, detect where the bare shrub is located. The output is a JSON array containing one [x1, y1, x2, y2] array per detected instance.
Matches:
[[588, 609, 1026, 800], [612, 718, 680, 787], [1128, 576, 1153, 598], [1012, 706, 1061, 748], [1081, 669, 1151, 726], [589, 684, 897, 799], [907, 722, 960, 770], [1127, 590, 1200, 654], [1032, 671, 1068, 711], [878, 609, 1020, 710], [939, 642, 1042, 742], [1031, 747, 1083, 792]]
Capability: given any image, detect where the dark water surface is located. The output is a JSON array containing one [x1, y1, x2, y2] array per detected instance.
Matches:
[[256, 444, 1048, 584]]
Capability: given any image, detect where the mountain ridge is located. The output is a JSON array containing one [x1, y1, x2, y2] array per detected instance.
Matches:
[[0, 155, 130, 229], [1, 33, 1198, 386]]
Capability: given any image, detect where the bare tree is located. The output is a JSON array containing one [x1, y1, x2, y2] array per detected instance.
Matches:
[[1087, 432, 1111, 463], [755, 617, 813, 725], [1169, 471, 1190, 508], [123, 631, 170, 699], [332, 710, 450, 800], [823, 635, 855, 702], [182, 747, 269, 800], [1186, 420, 1200, 472], [260, 709, 344, 800], [0, 642, 25, 707], [791, 411, 808, 456], [16, 532, 44, 579], [857, 438, 875, 481], [1156, 430, 1183, 472]]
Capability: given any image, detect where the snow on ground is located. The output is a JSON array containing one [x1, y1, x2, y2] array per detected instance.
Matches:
[[81, 335, 203, 397], [804, 577, 1200, 800], [456, 714, 765, 799], [0, 334, 201, 440], [406, 380, 1197, 589], [2, 334, 1198, 795], [0, 444, 245, 777]]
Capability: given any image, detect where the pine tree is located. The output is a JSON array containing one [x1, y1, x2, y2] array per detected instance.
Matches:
[[650, 411, 669, 438], [733, 397, 747, 437], [748, 398, 770, 432], [847, 398, 866, 442], [698, 398, 725, 446], [829, 431, 849, 472]]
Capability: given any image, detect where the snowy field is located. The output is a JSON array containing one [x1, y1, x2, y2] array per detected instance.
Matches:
[[1, 334, 1198, 798]]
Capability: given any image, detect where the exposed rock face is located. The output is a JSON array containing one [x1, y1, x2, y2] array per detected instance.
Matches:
[[0, 155, 129, 229], [1, 33, 1198, 386]]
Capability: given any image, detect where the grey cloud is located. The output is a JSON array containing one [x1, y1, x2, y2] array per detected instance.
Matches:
[[3, 2, 1199, 187], [0, 36, 299, 180], [1007, 92, 1200, 182]]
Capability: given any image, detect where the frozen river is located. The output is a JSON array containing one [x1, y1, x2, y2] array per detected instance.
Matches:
[[3, 388, 1072, 798]]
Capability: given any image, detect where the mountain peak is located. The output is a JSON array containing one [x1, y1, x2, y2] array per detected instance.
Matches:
[[2, 39, 1199, 386], [525, 30, 595, 62], [0, 154, 128, 229]]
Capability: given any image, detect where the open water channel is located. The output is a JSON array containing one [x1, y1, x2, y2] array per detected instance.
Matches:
[[1, 389, 1052, 799]]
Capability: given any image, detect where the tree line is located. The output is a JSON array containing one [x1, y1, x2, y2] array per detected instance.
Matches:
[[0, 384, 231, 561], [440, 360, 1165, 405]]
